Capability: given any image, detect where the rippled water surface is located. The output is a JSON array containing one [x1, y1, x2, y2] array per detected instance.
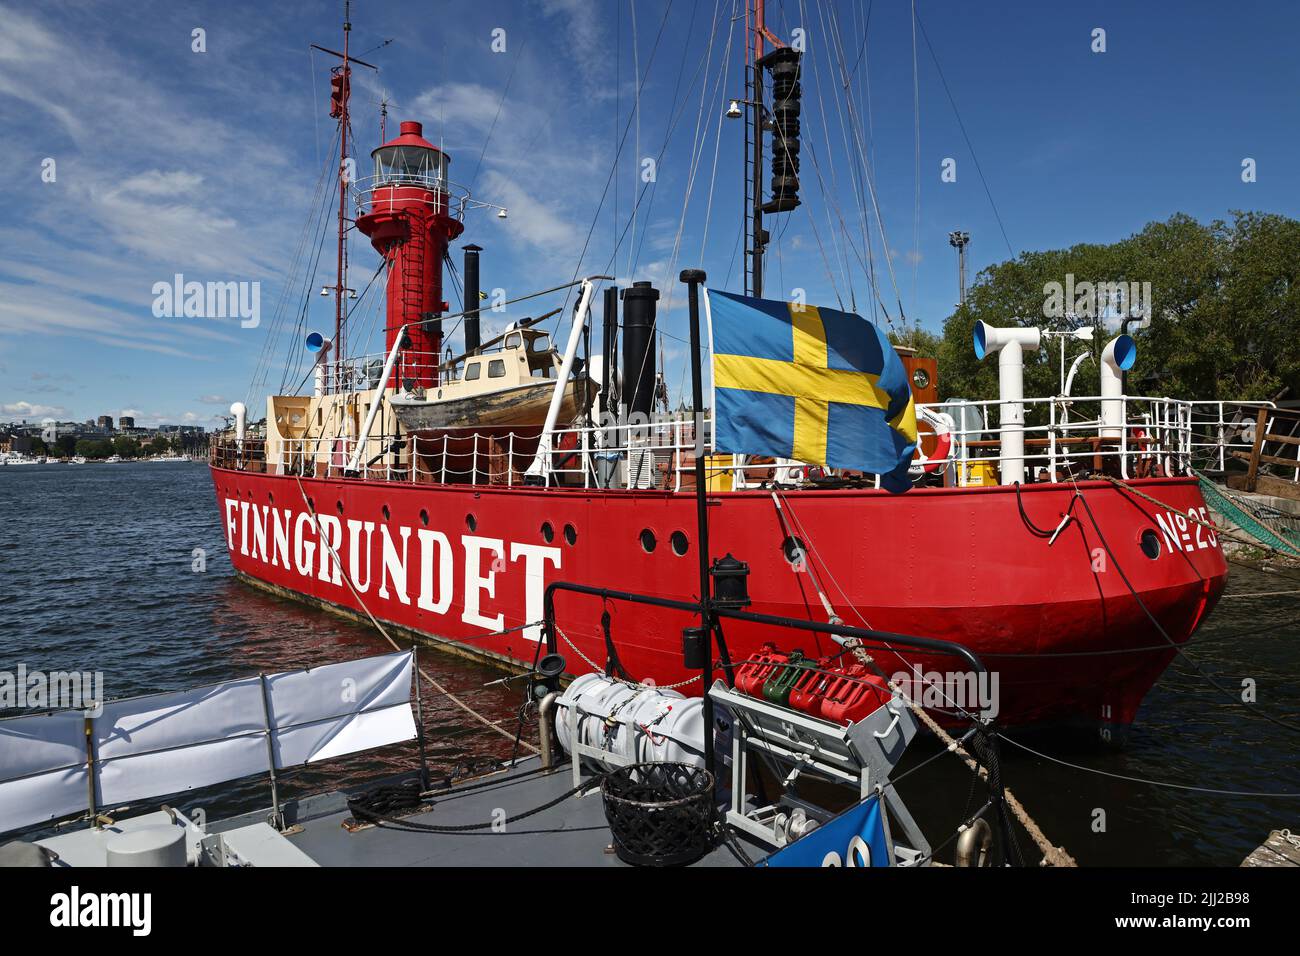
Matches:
[[1, 462, 1296, 863]]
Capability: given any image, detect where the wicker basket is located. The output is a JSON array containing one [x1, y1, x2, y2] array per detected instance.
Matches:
[[600, 762, 716, 867]]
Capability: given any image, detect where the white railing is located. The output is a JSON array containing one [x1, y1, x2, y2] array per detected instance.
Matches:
[[1182, 400, 1277, 473], [350, 175, 506, 223], [910, 394, 1190, 487], [218, 395, 1282, 491], [318, 350, 442, 394]]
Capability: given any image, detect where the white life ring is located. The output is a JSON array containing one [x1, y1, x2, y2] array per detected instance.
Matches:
[[910, 410, 954, 476]]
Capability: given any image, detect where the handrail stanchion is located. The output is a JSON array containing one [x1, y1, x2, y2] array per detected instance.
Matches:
[[257, 672, 285, 831], [679, 269, 716, 776]]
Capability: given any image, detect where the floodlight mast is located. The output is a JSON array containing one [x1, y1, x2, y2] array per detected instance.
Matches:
[[949, 230, 971, 307]]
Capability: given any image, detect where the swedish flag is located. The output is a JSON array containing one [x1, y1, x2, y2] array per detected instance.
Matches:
[[707, 290, 918, 491]]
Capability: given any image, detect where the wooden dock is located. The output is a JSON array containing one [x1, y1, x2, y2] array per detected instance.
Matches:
[[1241, 829, 1300, 867]]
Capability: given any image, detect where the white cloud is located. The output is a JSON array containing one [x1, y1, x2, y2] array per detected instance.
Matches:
[[536, 0, 607, 87], [409, 83, 508, 139], [2, 400, 67, 418]]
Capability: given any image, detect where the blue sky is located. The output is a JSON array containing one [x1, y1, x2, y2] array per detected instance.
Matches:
[[1, 0, 1297, 426]]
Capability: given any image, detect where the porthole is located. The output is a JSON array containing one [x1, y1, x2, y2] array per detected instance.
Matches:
[[781, 535, 807, 565], [1140, 529, 1161, 560], [541, 522, 555, 543], [671, 531, 689, 556], [564, 524, 577, 546], [419, 509, 430, 526], [382, 505, 391, 521], [640, 529, 657, 553], [466, 513, 478, 532]]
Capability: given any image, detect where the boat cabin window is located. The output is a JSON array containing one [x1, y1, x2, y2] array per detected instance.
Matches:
[[488, 359, 506, 378], [528, 335, 550, 352], [504, 333, 522, 350], [373, 145, 447, 190], [464, 362, 481, 381]]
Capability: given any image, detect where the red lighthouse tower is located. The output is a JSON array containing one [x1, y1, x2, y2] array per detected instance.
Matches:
[[356, 121, 464, 388]]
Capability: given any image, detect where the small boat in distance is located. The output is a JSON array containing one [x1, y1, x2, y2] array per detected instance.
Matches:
[[68, 456, 87, 464], [1, 452, 41, 465]]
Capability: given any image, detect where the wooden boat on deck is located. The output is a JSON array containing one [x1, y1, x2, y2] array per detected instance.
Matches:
[[389, 323, 597, 434]]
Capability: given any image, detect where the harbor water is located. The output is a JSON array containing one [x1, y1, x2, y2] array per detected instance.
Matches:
[[2, 462, 1297, 864]]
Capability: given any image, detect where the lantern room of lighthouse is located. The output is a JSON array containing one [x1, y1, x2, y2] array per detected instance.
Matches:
[[356, 120, 464, 391]]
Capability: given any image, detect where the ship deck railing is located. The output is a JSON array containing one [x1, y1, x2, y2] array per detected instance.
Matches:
[[310, 349, 442, 394], [212, 395, 1278, 490]]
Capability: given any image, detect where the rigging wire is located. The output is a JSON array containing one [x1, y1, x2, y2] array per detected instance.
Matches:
[[998, 734, 1300, 799], [560, 0, 676, 314], [628, 0, 702, 276], [245, 123, 341, 407], [821, 0, 905, 325], [466, 36, 528, 195], [910, 0, 921, 321], [811, 0, 892, 324], [914, 3, 1014, 258]]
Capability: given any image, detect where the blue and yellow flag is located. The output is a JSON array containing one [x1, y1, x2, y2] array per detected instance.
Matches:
[[707, 290, 918, 491]]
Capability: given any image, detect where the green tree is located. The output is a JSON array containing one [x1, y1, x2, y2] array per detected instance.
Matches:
[[935, 211, 1300, 405], [112, 436, 141, 459], [75, 439, 113, 459]]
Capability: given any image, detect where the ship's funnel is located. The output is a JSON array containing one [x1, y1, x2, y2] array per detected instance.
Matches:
[[463, 244, 482, 355], [1100, 334, 1136, 439], [973, 321, 1041, 485], [621, 281, 660, 419]]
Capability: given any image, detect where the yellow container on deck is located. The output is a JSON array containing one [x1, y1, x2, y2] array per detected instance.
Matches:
[[962, 461, 998, 487], [705, 454, 734, 491]]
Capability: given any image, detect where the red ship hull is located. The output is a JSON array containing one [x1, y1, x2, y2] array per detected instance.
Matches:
[[211, 466, 1226, 735]]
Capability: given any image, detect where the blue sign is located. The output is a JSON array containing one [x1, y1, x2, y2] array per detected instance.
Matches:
[[760, 794, 893, 867]]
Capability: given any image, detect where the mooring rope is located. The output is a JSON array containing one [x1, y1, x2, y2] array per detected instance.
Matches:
[[1070, 486, 1300, 735], [555, 624, 702, 690], [890, 688, 1076, 867], [998, 735, 1300, 799], [291, 475, 540, 754], [1094, 472, 1300, 559], [1193, 468, 1300, 556]]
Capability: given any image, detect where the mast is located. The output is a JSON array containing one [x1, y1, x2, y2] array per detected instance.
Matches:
[[334, 2, 351, 391], [745, 1, 765, 297], [313, 4, 380, 394], [743, 1, 801, 298]]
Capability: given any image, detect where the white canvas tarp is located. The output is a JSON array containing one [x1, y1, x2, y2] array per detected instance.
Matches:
[[0, 651, 415, 836]]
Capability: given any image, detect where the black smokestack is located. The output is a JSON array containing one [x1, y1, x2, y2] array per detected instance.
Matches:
[[463, 243, 482, 354], [620, 281, 659, 418]]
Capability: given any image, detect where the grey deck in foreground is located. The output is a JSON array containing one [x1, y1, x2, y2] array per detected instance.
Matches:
[[1240, 829, 1300, 867], [213, 757, 763, 867]]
